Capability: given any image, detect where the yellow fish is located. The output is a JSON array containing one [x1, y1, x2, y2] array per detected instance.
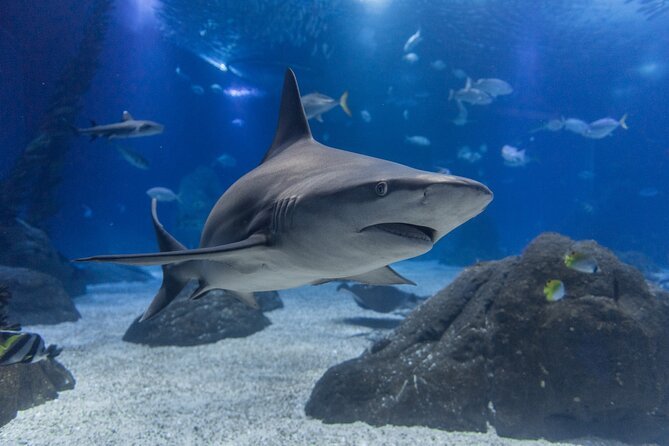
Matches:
[[544, 279, 565, 302]]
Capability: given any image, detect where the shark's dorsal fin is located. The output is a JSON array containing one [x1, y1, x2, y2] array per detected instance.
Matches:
[[262, 69, 312, 163], [122, 111, 134, 121]]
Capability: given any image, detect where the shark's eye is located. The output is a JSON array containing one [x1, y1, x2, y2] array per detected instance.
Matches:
[[375, 181, 388, 197]]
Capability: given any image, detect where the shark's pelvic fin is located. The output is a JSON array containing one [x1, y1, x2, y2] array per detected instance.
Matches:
[[75, 233, 268, 266], [140, 200, 190, 321], [262, 68, 312, 163], [342, 266, 416, 286]]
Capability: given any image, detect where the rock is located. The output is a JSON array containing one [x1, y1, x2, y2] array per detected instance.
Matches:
[[0, 266, 80, 325], [256, 290, 283, 312], [123, 288, 280, 346], [336, 283, 426, 314], [306, 233, 669, 445], [75, 263, 154, 285], [0, 218, 86, 296], [0, 358, 75, 427]]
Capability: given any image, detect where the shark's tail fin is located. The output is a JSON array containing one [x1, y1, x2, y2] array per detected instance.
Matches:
[[339, 91, 352, 117], [140, 199, 190, 321]]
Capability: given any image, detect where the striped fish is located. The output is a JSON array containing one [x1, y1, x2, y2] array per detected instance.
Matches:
[[0, 330, 61, 366]]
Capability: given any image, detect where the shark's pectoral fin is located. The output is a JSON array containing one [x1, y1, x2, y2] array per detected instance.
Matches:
[[342, 266, 416, 286], [75, 233, 268, 266], [226, 291, 259, 309]]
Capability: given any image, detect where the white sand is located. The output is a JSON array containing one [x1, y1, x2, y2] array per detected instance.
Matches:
[[0, 261, 632, 445]]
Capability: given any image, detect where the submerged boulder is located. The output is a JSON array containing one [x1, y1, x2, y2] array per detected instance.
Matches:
[[123, 289, 281, 346], [0, 218, 86, 296], [0, 358, 76, 427], [306, 233, 669, 445], [0, 266, 80, 325]]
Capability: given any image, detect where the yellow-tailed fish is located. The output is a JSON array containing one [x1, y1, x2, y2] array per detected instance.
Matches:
[[544, 279, 565, 302], [564, 251, 599, 274]]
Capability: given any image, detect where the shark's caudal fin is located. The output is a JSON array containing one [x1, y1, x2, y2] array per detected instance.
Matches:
[[261, 69, 312, 163]]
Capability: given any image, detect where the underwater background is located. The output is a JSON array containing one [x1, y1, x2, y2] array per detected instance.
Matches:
[[2, 1, 669, 445], [2, 0, 668, 267]]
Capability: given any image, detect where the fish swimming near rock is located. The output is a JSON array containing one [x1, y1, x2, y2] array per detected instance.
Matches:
[[544, 279, 565, 302], [116, 145, 149, 170], [301, 91, 352, 122], [336, 283, 426, 313], [77, 69, 492, 321], [582, 114, 628, 139], [75, 111, 164, 140], [0, 330, 61, 366], [564, 251, 599, 273]]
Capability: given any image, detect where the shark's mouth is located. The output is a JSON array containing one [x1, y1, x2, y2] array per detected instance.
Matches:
[[363, 223, 435, 243]]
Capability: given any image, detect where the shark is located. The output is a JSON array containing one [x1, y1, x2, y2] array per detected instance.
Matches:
[[76, 69, 493, 321], [76, 111, 164, 140]]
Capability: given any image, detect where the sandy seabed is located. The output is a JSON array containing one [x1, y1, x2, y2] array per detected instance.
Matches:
[[0, 261, 639, 446]]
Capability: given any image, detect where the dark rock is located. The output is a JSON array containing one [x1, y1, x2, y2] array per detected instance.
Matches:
[[306, 233, 669, 445], [75, 263, 154, 285], [0, 266, 80, 325], [0, 218, 86, 296], [256, 290, 283, 312], [123, 288, 280, 346], [0, 358, 75, 427], [336, 283, 426, 313]]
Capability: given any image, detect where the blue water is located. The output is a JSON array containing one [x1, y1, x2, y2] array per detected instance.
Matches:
[[2, 0, 668, 266]]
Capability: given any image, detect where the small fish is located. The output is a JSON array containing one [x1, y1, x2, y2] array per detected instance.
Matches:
[[116, 145, 149, 170], [302, 91, 352, 122], [403, 28, 422, 53], [216, 153, 237, 167], [146, 187, 180, 202], [564, 251, 599, 273], [361, 110, 372, 123], [471, 78, 513, 97], [231, 118, 245, 127], [563, 118, 589, 135], [452, 68, 468, 79], [210, 83, 224, 94], [531, 118, 565, 133], [403, 52, 419, 64], [544, 279, 565, 302], [449, 79, 493, 105], [405, 135, 431, 146], [175, 66, 191, 82], [457, 146, 482, 163], [582, 114, 628, 139], [452, 100, 471, 126], [191, 84, 205, 95], [403, 109, 409, 120], [500, 145, 529, 167], [431, 59, 446, 71], [0, 330, 61, 366]]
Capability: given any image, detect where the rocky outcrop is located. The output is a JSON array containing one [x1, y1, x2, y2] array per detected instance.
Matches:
[[0, 218, 85, 296], [0, 358, 76, 427], [123, 290, 281, 346], [0, 266, 80, 325], [306, 233, 669, 445]]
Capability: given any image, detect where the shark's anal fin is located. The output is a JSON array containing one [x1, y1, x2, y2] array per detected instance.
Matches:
[[75, 233, 268, 266], [262, 69, 312, 163], [342, 266, 416, 286]]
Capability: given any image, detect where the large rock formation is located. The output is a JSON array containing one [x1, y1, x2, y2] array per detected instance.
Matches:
[[0, 266, 80, 325], [306, 233, 669, 445], [0, 218, 86, 296], [123, 289, 282, 346], [0, 359, 76, 427]]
